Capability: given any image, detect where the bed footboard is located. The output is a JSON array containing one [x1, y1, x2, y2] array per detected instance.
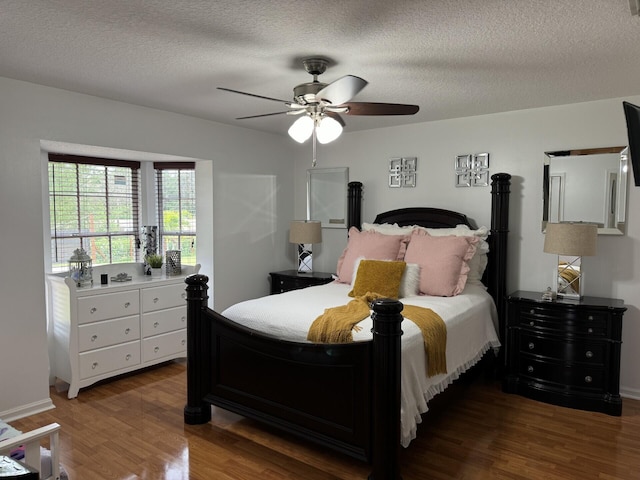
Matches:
[[184, 274, 403, 479]]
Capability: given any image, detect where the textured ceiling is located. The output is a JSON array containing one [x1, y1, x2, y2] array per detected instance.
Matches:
[[2, 0, 640, 137]]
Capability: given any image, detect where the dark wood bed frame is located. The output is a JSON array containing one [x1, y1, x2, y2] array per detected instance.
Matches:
[[184, 173, 511, 480]]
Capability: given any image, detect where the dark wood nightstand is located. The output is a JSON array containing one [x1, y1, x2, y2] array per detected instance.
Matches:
[[502, 290, 626, 415], [269, 270, 334, 294]]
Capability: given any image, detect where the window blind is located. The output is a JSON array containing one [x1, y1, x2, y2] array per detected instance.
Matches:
[[48, 154, 141, 272]]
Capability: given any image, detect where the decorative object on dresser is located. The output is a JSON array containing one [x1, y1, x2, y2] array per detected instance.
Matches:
[[269, 269, 334, 294], [140, 225, 158, 275], [68, 247, 93, 287], [503, 290, 626, 416], [543, 222, 597, 300], [46, 263, 200, 398], [289, 220, 322, 273], [145, 253, 163, 277], [165, 250, 182, 276]]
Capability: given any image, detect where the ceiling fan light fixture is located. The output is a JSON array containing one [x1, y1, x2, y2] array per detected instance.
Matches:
[[316, 115, 343, 144], [288, 115, 314, 143]]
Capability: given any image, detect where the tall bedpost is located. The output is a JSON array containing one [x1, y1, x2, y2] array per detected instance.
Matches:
[[184, 273, 212, 424], [488, 173, 511, 352], [369, 298, 403, 480], [348, 181, 363, 230]]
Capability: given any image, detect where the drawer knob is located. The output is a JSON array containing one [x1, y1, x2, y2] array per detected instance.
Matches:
[[528, 342, 535, 350], [91, 335, 98, 342], [125, 328, 130, 334], [90, 307, 97, 314], [181, 316, 186, 323], [585, 350, 594, 359], [181, 339, 186, 346], [529, 321, 535, 327], [126, 354, 132, 361], [154, 346, 160, 353], [181, 293, 186, 299], [92, 362, 98, 370], [585, 375, 593, 383], [153, 297, 159, 303], [124, 302, 130, 308], [588, 315, 594, 321], [154, 321, 159, 328], [529, 309, 535, 315], [587, 328, 594, 334], [527, 365, 534, 373], [280, 280, 284, 285]]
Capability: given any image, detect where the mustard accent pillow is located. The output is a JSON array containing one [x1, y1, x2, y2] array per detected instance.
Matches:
[[348, 259, 406, 299]]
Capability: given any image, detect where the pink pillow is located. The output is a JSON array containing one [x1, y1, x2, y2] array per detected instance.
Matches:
[[404, 232, 479, 296], [336, 227, 409, 283]]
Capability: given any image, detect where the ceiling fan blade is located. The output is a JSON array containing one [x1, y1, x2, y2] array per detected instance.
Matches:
[[316, 75, 368, 105], [342, 102, 420, 116], [235, 111, 290, 120], [218, 87, 290, 104]]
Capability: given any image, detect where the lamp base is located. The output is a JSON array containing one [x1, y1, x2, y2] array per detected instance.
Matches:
[[554, 255, 584, 300], [297, 243, 313, 273]]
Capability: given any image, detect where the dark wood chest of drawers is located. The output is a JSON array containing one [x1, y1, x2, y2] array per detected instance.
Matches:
[[269, 270, 334, 294], [502, 290, 626, 415]]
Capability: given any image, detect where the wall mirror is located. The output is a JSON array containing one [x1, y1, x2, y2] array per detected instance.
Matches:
[[542, 146, 629, 235], [307, 167, 349, 228]]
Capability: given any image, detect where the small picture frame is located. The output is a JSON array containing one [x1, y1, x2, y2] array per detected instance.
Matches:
[[389, 173, 402, 188], [455, 154, 471, 171], [389, 158, 402, 173], [456, 172, 471, 187], [472, 152, 490, 170], [472, 170, 490, 187]]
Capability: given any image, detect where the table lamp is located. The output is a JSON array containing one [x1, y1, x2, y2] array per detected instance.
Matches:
[[543, 222, 597, 300], [289, 220, 322, 273]]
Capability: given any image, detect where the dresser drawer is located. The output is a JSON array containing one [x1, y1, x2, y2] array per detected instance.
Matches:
[[142, 330, 186, 362], [141, 306, 187, 337], [517, 305, 608, 336], [79, 341, 141, 379], [77, 290, 140, 324], [518, 357, 605, 391], [78, 315, 140, 352], [519, 332, 606, 365], [142, 284, 187, 312]]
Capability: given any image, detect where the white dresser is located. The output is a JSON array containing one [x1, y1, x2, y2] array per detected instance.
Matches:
[[47, 264, 200, 398]]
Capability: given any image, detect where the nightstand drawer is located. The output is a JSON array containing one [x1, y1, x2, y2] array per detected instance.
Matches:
[[519, 332, 605, 365], [519, 357, 605, 391], [518, 306, 608, 336], [269, 270, 334, 294]]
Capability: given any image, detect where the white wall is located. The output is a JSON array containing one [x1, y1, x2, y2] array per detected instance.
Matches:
[[294, 96, 640, 399], [0, 77, 296, 419]]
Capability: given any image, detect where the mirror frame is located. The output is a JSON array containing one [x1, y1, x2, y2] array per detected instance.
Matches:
[[307, 167, 349, 229], [542, 146, 629, 235]]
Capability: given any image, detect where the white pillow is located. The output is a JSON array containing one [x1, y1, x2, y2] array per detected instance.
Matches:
[[352, 257, 420, 298], [361, 222, 415, 236]]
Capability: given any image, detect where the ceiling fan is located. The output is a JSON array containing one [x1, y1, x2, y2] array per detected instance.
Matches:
[[218, 58, 419, 165]]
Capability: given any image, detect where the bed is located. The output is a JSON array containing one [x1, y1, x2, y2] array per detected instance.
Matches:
[[184, 173, 511, 480]]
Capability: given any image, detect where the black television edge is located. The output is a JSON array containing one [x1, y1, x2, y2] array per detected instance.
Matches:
[[622, 101, 640, 186]]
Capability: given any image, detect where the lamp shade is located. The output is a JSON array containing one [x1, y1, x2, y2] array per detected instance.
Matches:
[[289, 220, 322, 244], [544, 223, 597, 256]]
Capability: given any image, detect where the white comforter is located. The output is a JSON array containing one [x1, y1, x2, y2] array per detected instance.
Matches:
[[222, 281, 500, 447]]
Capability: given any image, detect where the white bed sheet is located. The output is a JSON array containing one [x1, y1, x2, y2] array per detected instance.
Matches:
[[222, 281, 500, 448]]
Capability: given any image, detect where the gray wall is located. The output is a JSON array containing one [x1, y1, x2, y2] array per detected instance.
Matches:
[[2, 73, 640, 419], [293, 96, 640, 399], [0, 77, 295, 419]]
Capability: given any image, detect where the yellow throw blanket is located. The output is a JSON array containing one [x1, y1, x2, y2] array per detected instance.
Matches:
[[307, 293, 447, 377]]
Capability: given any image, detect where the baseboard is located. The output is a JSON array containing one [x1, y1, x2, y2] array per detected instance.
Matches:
[[620, 387, 640, 401], [0, 398, 55, 422]]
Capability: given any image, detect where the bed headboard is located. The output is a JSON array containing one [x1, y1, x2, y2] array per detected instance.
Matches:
[[346, 173, 511, 345]]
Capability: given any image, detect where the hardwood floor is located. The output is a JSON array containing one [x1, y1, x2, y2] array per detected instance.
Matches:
[[11, 360, 640, 479]]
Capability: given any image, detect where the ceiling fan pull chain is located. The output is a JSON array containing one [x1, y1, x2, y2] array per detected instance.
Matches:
[[312, 127, 317, 167]]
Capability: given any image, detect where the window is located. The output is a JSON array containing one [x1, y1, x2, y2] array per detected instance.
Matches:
[[48, 154, 140, 272], [155, 162, 196, 265]]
